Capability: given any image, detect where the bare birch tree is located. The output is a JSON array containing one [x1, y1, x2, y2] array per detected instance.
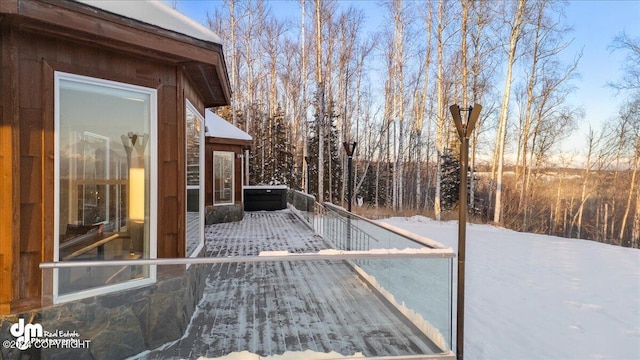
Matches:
[[434, 0, 454, 221], [315, 0, 325, 202], [608, 32, 640, 93], [301, 0, 308, 192], [617, 96, 640, 243], [411, 1, 433, 211], [493, 0, 527, 224], [389, 0, 407, 211], [571, 128, 603, 239]]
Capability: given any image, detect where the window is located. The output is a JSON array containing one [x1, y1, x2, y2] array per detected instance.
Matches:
[[54, 72, 157, 302], [185, 102, 204, 257], [214, 152, 234, 205]]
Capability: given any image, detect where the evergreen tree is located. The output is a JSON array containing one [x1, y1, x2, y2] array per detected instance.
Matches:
[[358, 160, 389, 207], [307, 101, 342, 202], [440, 149, 460, 211], [249, 105, 268, 185], [266, 107, 296, 185]]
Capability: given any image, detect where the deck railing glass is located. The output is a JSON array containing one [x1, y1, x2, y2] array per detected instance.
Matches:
[[39, 256, 453, 360], [32, 190, 456, 360], [288, 190, 456, 356]]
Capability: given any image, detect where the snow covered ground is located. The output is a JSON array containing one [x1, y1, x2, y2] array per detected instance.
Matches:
[[152, 210, 638, 360], [381, 216, 640, 360]]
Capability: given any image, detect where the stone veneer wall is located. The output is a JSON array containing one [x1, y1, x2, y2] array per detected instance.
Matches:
[[205, 204, 243, 225], [0, 262, 209, 360]]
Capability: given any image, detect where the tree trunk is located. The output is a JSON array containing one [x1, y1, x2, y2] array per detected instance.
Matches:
[[518, 1, 544, 216], [394, 0, 405, 212], [315, 0, 324, 203], [633, 174, 640, 248], [375, 156, 381, 209], [604, 202, 609, 243], [469, 1, 490, 212], [230, 0, 237, 127], [494, 0, 526, 224], [619, 137, 639, 242], [301, 0, 308, 193], [572, 129, 596, 239], [417, 5, 432, 211], [434, 0, 446, 221]]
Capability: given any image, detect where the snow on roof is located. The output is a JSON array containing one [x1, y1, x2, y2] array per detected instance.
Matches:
[[243, 185, 288, 190], [205, 110, 252, 141], [74, 0, 222, 44]]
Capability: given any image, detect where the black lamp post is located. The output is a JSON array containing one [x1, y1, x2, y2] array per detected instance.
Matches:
[[342, 141, 356, 251], [450, 103, 481, 360], [342, 141, 357, 212], [304, 156, 311, 194]]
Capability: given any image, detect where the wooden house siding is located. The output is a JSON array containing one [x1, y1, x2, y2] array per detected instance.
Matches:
[[0, 0, 230, 313], [0, 24, 19, 315]]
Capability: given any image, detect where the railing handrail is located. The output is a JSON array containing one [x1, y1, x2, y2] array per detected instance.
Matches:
[[40, 248, 454, 269], [321, 202, 454, 251]]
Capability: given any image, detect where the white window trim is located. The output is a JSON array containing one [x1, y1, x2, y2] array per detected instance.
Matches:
[[213, 151, 235, 206], [185, 100, 205, 258], [53, 71, 157, 304]]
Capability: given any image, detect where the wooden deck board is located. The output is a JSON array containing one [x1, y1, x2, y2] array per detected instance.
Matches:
[[146, 210, 441, 359]]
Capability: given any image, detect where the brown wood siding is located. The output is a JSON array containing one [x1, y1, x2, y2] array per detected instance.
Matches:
[[41, 59, 54, 303], [0, 23, 21, 315], [18, 52, 43, 310], [0, 26, 207, 313], [0, 23, 5, 314], [0, 1, 18, 14], [158, 75, 181, 259], [155, 71, 203, 259]]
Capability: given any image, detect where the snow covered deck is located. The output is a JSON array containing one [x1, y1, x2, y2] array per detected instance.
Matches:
[[147, 209, 444, 359]]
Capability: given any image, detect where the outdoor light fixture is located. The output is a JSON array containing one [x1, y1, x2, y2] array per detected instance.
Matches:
[[450, 103, 481, 360], [342, 141, 357, 212], [450, 104, 482, 140], [343, 141, 357, 251], [342, 141, 356, 157], [304, 156, 311, 194], [122, 132, 149, 256]]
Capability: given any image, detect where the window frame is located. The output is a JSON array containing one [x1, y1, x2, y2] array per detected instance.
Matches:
[[185, 100, 205, 258], [213, 151, 235, 206], [53, 71, 158, 303]]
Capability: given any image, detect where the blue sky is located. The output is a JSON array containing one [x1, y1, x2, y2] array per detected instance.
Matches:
[[559, 0, 639, 153], [172, 0, 640, 156]]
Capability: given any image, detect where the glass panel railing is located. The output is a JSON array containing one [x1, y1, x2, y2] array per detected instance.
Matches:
[[351, 257, 453, 350], [302, 202, 455, 351], [289, 196, 454, 352], [317, 203, 451, 252], [37, 255, 453, 360], [56, 263, 153, 300], [287, 189, 315, 226]]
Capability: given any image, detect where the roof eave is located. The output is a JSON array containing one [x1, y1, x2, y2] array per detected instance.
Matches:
[[4, 0, 231, 107], [206, 137, 253, 149]]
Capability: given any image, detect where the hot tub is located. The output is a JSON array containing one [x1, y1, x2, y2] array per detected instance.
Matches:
[[243, 185, 289, 211]]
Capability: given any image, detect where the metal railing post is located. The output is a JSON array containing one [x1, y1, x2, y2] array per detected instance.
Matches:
[[450, 104, 481, 360]]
